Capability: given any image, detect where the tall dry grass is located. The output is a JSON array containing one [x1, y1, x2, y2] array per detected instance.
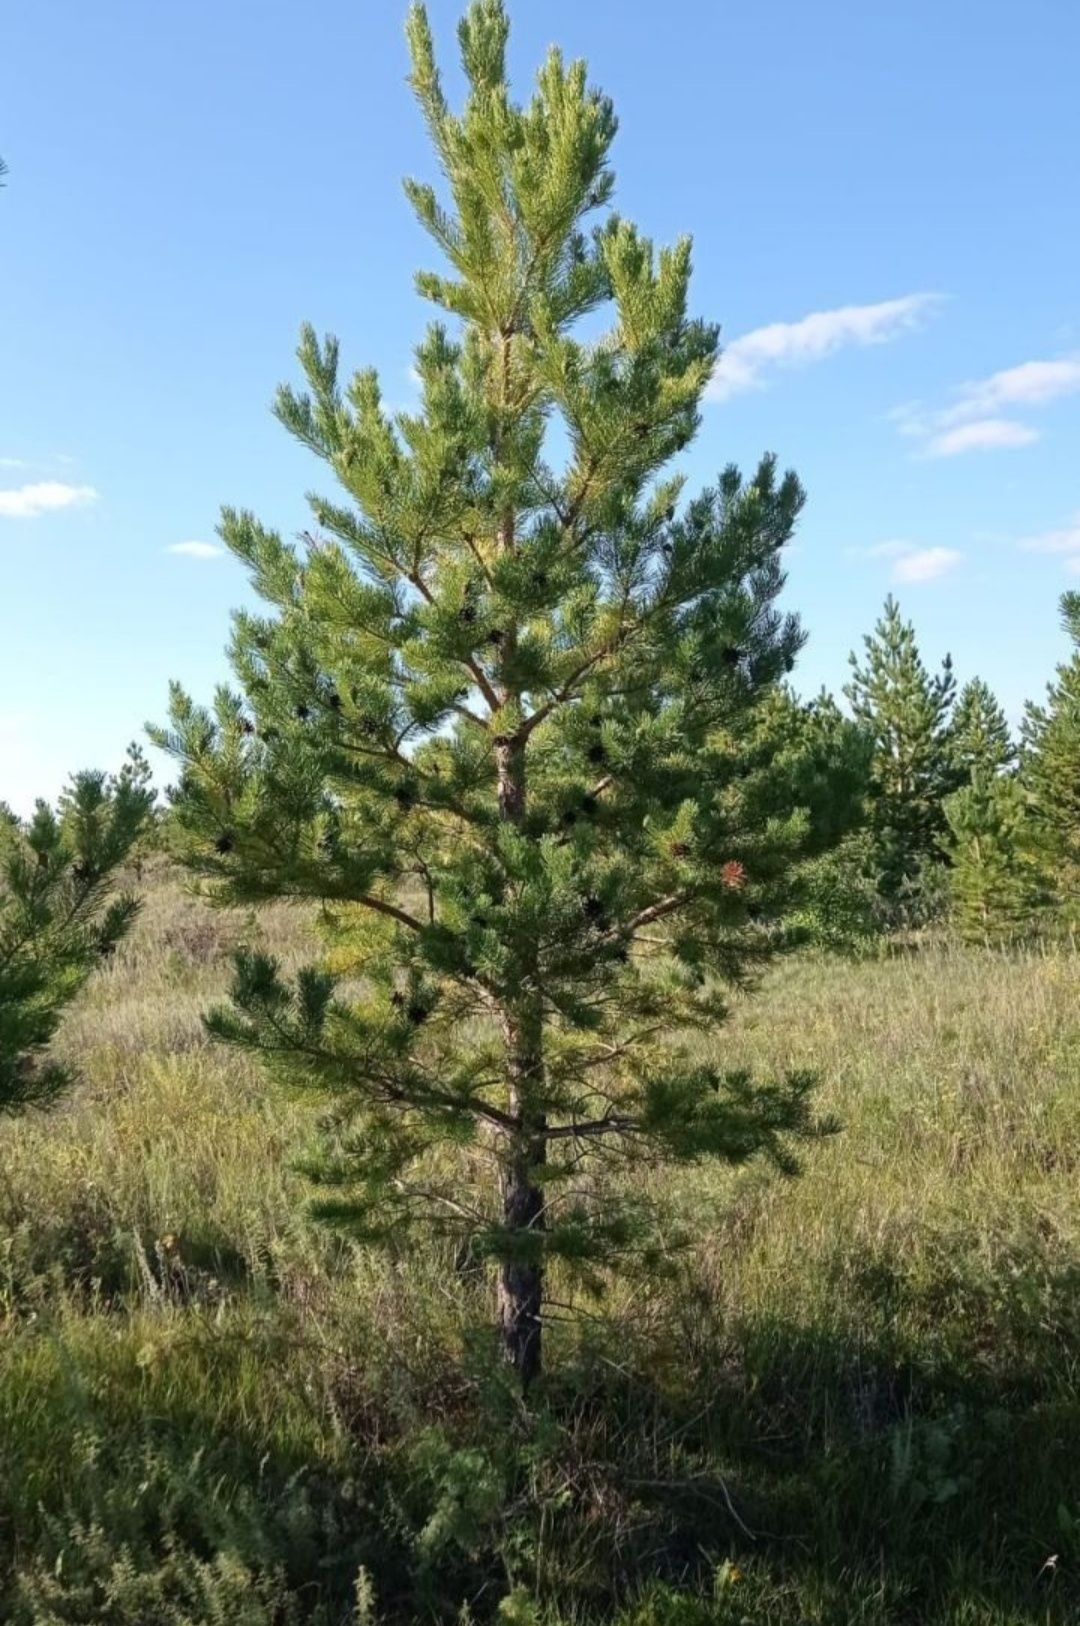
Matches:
[[0, 867, 1078, 1622]]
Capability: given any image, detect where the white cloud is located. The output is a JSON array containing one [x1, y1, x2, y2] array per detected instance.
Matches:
[[0, 457, 28, 470], [166, 540, 222, 559], [896, 353, 1080, 457], [0, 480, 98, 518], [941, 357, 1080, 423], [863, 538, 914, 559], [856, 539, 963, 584], [708, 293, 940, 402], [1017, 513, 1080, 557], [925, 418, 1040, 458], [891, 546, 962, 584]]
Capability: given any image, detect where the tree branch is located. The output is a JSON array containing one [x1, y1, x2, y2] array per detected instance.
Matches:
[[602, 891, 694, 944], [546, 1114, 642, 1142], [390, 1181, 486, 1224], [408, 570, 501, 712], [356, 894, 427, 933]]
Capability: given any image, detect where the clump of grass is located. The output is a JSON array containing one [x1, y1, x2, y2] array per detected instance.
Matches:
[[0, 873, 1078, 1621]]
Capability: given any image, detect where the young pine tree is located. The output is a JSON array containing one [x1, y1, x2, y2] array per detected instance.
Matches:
[[1022, 592, 1080, 921], [944, 773, 1042, 944], [950, 677, 1014, 783], [750, 689, 872, 853], [153, 0, 834, 1388], [845, 595, 957, 905], [0, 753, 153, 1112], [742, 689, 877, 949]]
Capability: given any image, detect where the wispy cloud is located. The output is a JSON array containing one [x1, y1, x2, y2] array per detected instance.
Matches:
[[708, 293, 941, 402], [896, 353, 1080, 457], [925, 418, 1040, 458], [943, 358, 1080, 422], [855, 538, 963, 584], [166, 540, 222, 559], [0, 480, 98, 518], [858, 539, 909, 559], [891, 546, 962, 584], [1017, 512, 1080, 564], [0, 457, 28, 470]]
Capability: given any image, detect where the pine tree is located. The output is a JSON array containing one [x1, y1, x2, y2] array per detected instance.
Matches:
[[747, 690, 877, 948], [1022, 592, 1080, 918], [845, 595, 957, 903], [153, 0, 836, 1387], [750, 689, 872, 851], [941, 679, 1030, 941], [944, 772, 1042, 944], [950, 677, 1014, 782], [0, 752, 153, 1112]]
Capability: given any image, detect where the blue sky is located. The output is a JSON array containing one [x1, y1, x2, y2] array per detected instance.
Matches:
[[2, 0, 1078, 812]]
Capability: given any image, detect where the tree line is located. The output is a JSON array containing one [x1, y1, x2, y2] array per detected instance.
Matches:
[[825, 589, 1080, 947]]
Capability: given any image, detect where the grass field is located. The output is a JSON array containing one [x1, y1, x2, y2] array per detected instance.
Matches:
[[1, 867, 1078, 1623]]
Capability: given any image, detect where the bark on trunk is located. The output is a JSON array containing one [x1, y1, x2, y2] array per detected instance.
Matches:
[[497, 1129, 545, 1390], [495, 734, 546, 1389]]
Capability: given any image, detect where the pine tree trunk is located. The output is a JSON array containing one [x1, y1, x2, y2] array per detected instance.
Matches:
[[497, 1113, 545, 1389], [495, 736, 547, 1389]]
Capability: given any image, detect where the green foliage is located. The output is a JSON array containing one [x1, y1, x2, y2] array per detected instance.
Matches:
[[152, 0, 835, 1376], [0, 749, 153, 1113], [746, 689, 872, 855], [0, 1297, 378, 1624], [846, 595, 958, 903], [784, 833, 881, 951], [1022, 591, 1080, 921], [13, 1534, 310, 1625], [950, 677, 1014, 782], [743, 690, 878, 949], [944, 773, 1044, 945]]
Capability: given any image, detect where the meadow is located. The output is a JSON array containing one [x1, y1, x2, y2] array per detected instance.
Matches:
[[1, 864, 1078, 1624]]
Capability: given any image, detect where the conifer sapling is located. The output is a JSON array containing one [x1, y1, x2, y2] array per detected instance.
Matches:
[[950, 677, 1014, 783], [1022, 591, 1080, 921], [0, 751, 154, 1112], [153, 0, 837, 1387], [845, 595, 958, 903], [944, 772, 1042, 944]]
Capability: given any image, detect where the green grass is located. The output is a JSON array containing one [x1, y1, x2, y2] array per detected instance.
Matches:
[[1, 868, 1079, 1622]]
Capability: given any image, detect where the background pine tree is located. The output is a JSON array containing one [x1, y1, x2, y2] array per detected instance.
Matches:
[[154, 0, 837, 1386], [0, 752, 153, 1113], [950, 677, 1014, 782], [944, 772, 1042, 944], [1022, 591, 1080, 924], [745, 689, 877, 948], [845, 595, 958, 912]]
